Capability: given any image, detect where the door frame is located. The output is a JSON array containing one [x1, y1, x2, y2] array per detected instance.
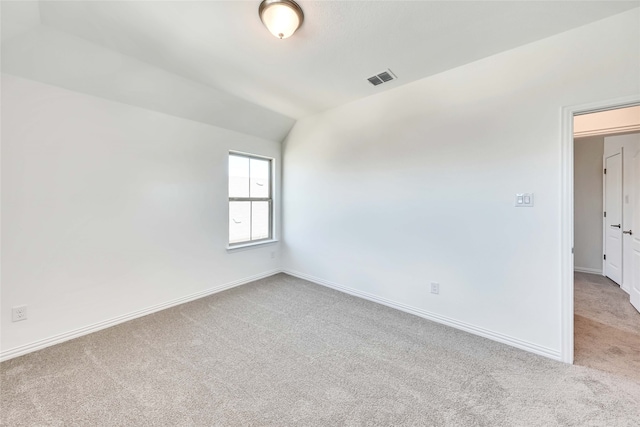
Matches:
[[631, 148, 640, 311], [560, 94, 640, 364]]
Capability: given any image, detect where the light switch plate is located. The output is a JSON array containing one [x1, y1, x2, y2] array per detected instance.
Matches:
[[515, 193, 534, 207]]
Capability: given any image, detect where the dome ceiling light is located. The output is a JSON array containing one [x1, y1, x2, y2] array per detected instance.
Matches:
[[259, 0, 304, 40]]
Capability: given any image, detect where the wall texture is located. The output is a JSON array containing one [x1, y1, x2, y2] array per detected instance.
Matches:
[[574, 136, 604, 273], [282, 10, 640, 360], [1, 75, 281, 357]]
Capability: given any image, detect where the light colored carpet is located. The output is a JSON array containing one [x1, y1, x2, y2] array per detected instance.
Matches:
[[574, 272, 640, 383], [2, 273, 640, 426]]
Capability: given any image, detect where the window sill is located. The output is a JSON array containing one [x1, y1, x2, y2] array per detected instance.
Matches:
[[226, 239, 279, 252]]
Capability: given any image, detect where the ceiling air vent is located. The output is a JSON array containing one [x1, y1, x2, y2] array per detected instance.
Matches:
[[367, 69, 396, 86], [368, 76, 384, 86]]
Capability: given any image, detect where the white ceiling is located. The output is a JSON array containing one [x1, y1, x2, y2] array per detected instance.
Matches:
[[12, 1, 640, 121]]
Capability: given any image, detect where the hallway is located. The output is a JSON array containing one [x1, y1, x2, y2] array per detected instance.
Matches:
[[574, 272, 640, 383]]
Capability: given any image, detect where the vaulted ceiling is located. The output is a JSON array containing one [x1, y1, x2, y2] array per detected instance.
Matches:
[[2, 1, 638, 139]]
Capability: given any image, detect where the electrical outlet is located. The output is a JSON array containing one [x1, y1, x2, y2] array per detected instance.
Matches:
[[430, 283, 440, 295], [270, 251, 276, 259], [12, 306, 27, 322]]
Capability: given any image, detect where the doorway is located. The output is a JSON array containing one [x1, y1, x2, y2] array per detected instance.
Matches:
[[568, 103, 640, 381]]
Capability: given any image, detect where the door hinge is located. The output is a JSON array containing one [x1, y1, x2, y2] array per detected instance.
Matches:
[[604, 168, 607, 174], [604, 211, 607, 217], [604, 254, 606, 260]]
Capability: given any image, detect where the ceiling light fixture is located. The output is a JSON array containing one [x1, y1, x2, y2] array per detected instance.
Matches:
[[259, 0, 304, 40]]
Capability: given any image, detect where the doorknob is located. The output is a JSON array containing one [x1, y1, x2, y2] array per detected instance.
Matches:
[[611, 224, 621, 228], [623, 230, 633, 235]]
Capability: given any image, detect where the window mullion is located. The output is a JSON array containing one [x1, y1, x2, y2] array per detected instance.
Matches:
[[229, 198, 270, 202]]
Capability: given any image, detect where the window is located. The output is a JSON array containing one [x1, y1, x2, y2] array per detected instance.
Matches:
[[228, 152, 273, 246]]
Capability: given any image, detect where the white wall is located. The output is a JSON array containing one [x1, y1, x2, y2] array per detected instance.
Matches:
[[282, 10, 640, 360], [574, 136, 604, 273], [604, 132, 640, 293], [1, 75, 281, 357]]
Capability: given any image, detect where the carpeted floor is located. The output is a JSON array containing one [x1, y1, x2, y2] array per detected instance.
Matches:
[[574, 272, 640, 383], [2, 273, 640, 426]]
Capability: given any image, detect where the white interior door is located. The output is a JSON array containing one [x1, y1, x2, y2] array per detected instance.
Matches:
[[604, 151, 623, 285], [630, 148, 640, 312]]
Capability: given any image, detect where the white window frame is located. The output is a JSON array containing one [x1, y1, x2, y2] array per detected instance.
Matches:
[[228, 151, 275, 248]]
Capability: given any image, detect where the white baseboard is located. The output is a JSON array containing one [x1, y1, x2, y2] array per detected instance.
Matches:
[[283, 269, 562, 362], [2, 268, 563, 363], [0, 269, 281, 362], [574, 267, 603, 275]]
